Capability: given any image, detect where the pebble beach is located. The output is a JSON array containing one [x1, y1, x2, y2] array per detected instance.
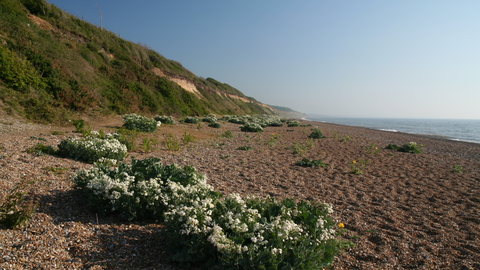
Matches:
[[1, 115, 479, 269]]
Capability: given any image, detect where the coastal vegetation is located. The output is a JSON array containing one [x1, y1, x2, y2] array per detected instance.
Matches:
[[0, 0, 276, 124]]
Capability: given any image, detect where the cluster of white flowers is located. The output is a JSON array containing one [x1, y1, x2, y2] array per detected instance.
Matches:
[[181, 116, 199, 124], [154, 115, 174, 125], [72, 156, 346, 268], [240, 122, 264, 132], [163, 179, 216, 235], [223, 115, 285, 127], [122, 113, 160, 132], [207, 225, 246, 254], [58, 136, 127, 163]]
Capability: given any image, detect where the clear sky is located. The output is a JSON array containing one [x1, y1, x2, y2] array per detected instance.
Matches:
[[47, 0, 480, 119]]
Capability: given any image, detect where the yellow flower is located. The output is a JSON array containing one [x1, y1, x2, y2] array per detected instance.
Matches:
[[338, 223, 345, 228], [352, 161, 356, 164], [375, 147, 378, 150]]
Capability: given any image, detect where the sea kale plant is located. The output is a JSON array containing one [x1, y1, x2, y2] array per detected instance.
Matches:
[[154, 115, 175, 125], [240, 122, 264, 133], [72, 157, 218, 221], [71, 157, 352, 269], [181, 116, 200, 124], [386, 142, 423, 154], [122, 113, 160, 132], [58, 134, 127, 163], [308, 128, 326, 139], [164, 194, 351, 269], [295, 158, 328, 168], [202, 114, 218, 124]]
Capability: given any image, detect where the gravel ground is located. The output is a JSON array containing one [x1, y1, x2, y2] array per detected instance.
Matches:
[[1, 115, 479, 269]]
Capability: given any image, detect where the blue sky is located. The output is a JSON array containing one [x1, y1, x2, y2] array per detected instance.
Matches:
[[47, 0, 480, 119]]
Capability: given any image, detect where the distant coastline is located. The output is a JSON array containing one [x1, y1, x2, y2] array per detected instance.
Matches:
[[306, 117, 480, 144]]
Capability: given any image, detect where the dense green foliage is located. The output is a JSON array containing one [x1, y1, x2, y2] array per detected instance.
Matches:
[[0, 0, 273, 123], [72, 157, 353, 269], [386, 142, 423, 154]]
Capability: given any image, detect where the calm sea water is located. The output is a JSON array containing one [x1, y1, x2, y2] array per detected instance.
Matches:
[[306, 117, 480, 144]]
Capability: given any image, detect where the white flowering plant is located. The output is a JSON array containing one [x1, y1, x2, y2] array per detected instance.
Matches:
[[180, 116, 200, 124], [72, 157, 352, 268], [240, 122, 264, 133], [154, 115, 175, 125], [58, 136, 127, 163], [202, 114, 218, 124], [164, 193, 353, 269], [225, 115, 285, 128], [122, 113, 160, 132], [72, 157, 220, 221]]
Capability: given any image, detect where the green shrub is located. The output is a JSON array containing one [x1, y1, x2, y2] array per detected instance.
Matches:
[[122, 113, 160, 132], [386, 142, 423, 154], [399, 142, 423, 154], [287, 120, 300, 127], [182, 132, 195, 145], [202, 114, 217, 124], [164, 134, 180, 151], [71, 157, 219, 221], [165, 194, 352, 269], [71, 157, 353, 269], [237, 145, 252, 150], [451, 165, 463, 173], [154, 115, 175, 125], [240, 122, 263, 132], [385, 144, 401, 151], [0, 181, 37, 229], [220, 130, 234, 138], [58, 136, 127, 163], [208, 122, 221, 128], [308, 128, 326, 139], [295, 158, 328, 167], [26, 143, 57, 156], [181, 116, 199, 124], [0, 46, 44, 91], [71, 119, 85, 132]]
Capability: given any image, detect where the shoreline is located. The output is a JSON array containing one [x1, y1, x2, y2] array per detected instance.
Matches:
[[305, 117, 480, 145], [302, 119, 480, 162]]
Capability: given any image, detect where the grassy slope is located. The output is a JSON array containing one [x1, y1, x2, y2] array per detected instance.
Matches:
[[0, 0, 273, 124]]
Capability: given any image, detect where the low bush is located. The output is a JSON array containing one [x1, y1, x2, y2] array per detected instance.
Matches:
[[208, 122, 221, 128], [58, 136, 127, 163], [202, 114, 217, 124], [72, 157, 353, 269], [220, 130, 234, 138], [287, 120, 300, 127], [26, 143, 57, 156], [386, 142, 423, 154], [154, 115, 175, 125], [165, 194, 352, 269], [71, 119, 86, 132], [295, 158, 328, 168], [181, 116, 200, 124], [182, 132, 195, 145], [237, 145, 252, 150], [72, 157, 219, 221], [308, 128, 326, 139], [122, 113, 160, 132], [0, 181, 37, 229], [164, 134, 180, 151], [240, 122, 263, 133]]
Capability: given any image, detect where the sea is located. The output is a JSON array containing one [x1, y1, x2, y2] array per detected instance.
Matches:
[[306, 117, 480, 144]]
